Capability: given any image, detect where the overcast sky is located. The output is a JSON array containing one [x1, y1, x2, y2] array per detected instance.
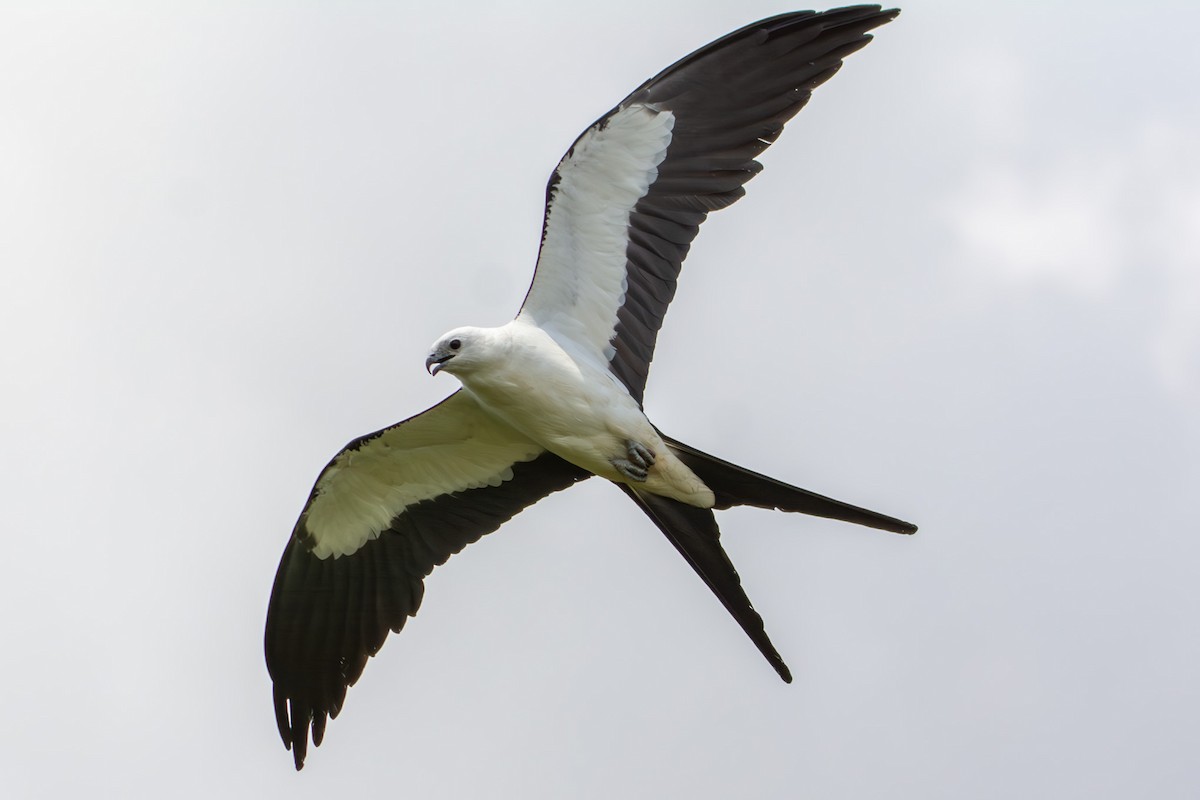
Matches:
[[3, 1, 1198, 797]]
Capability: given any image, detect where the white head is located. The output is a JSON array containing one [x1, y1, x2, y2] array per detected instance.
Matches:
[[425, 326, 495, 378]]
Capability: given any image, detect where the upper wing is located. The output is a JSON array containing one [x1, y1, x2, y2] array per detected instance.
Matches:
[[265, 391, 589, 769], [517, 6, 899, 404]]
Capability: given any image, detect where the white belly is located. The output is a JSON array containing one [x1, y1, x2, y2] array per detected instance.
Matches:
[[460, 326, 713, 507]]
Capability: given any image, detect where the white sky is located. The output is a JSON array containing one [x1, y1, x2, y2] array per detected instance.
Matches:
[[3, 1, 1199, 797]]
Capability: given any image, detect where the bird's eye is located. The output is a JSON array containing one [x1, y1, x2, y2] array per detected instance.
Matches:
[[449, 339, 461, 350]]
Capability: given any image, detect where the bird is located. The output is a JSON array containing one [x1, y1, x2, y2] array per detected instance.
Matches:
[[266, 5, 913, 770]]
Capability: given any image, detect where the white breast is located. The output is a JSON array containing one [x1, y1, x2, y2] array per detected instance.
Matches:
[[460, 323, 638, 463], [459, 321, 712, 506]]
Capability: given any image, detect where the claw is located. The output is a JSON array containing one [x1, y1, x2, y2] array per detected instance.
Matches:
[[612, 458, 648, 481], [612, 440, 656, 482], [626, 440, 656, 470]]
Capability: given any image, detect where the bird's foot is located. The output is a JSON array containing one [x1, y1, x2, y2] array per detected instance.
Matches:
[[626, 440, 656, 470], [612, 440, 656, 482]]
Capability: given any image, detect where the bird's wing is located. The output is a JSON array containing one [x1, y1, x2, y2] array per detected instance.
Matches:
[[265, 391, 589, 769], [516, 6, 898, 405]]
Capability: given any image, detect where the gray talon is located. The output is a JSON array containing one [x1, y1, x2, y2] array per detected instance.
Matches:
[[613, 440, 655, 482], [626, 440, 656, 470], [611, 458, 649, 482]]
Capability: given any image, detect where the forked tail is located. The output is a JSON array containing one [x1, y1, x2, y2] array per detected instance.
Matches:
[[619, 435, 915, 682]]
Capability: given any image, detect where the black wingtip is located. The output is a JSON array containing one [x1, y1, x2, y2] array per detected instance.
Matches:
[[291, 717, 309, 771], [282, 695, 312, 771], [272, 684, 310, 770], [291, 726, 309, 771]]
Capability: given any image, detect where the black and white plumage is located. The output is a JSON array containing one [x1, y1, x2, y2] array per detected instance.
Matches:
[[266, 6, 913, 770]]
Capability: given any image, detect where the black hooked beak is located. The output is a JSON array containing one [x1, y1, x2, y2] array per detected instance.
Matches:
[[425, 353, 453, 376]]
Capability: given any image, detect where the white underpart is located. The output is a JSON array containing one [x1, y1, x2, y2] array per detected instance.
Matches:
[[519, 103, 675, 365], [304, 393, 543, 559], [451, 323, 714, 509]]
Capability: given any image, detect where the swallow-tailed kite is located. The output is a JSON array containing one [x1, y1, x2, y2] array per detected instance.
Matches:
[[266, 5, 914, 770]]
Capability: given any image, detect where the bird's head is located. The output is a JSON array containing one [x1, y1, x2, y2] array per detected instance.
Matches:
[[425, 327, 490, 378]]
